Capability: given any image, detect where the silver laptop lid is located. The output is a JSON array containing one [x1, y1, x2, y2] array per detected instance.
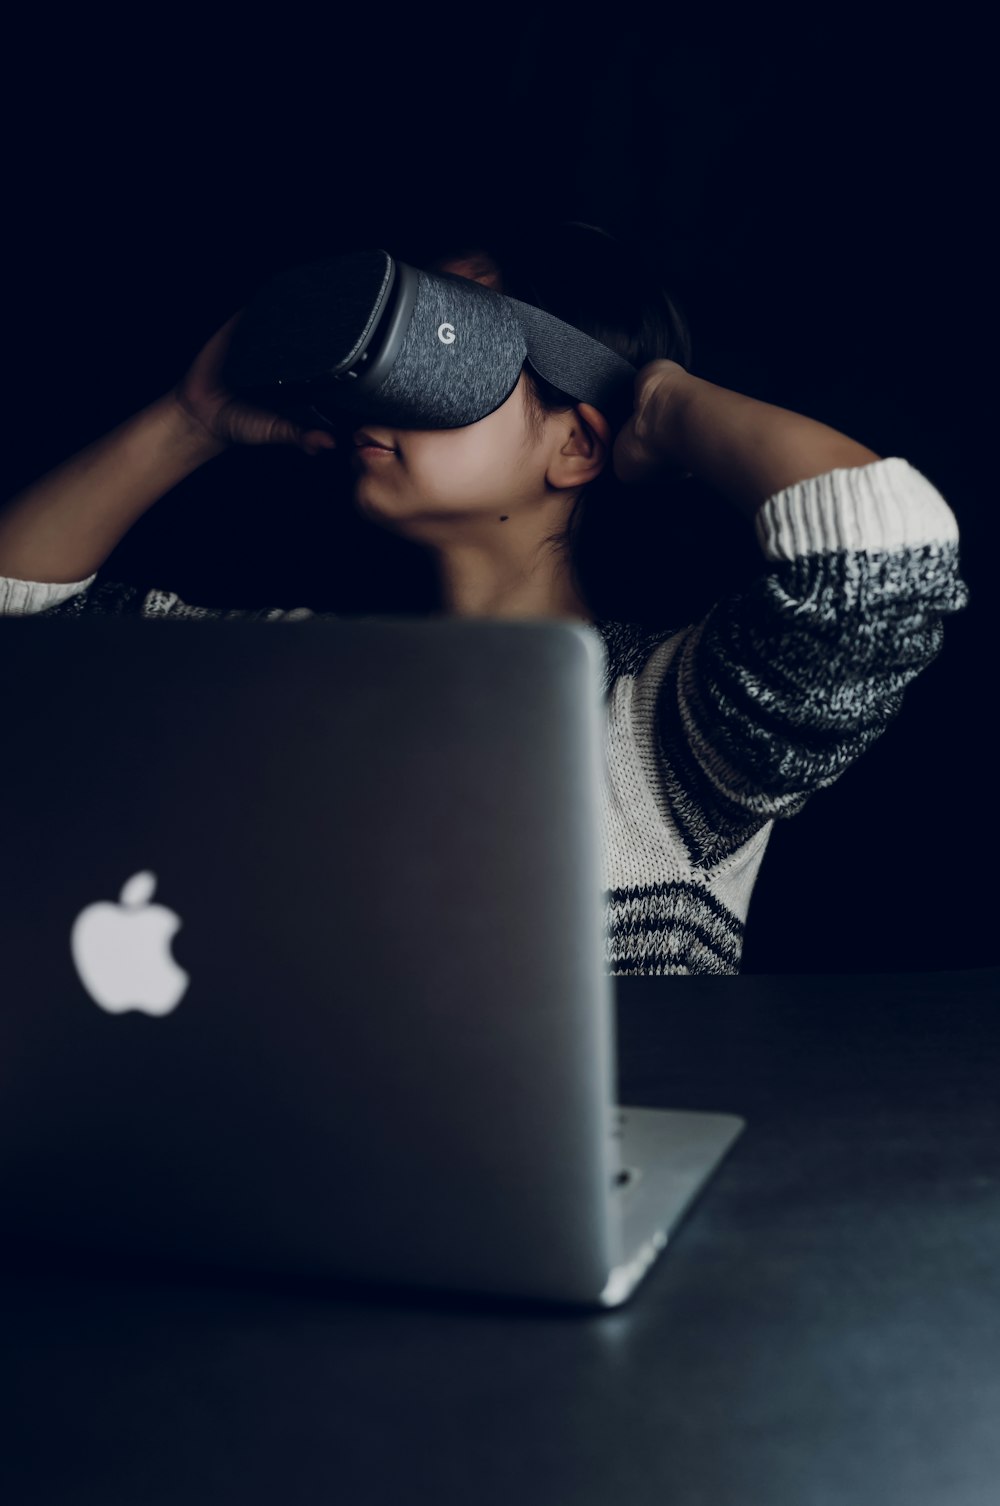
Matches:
[[0, 615, 622, 1304]]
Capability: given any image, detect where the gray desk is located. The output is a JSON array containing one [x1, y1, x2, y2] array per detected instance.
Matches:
[[3, 967, 999, 1506]]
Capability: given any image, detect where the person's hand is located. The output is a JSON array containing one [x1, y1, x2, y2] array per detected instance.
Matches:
[[612, 359, 696, 486], [168, 309, 338, 457]]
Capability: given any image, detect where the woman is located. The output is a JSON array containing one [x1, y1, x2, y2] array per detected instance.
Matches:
[[0, 219, 969, 974]]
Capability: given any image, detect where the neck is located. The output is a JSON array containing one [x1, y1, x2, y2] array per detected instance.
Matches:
[[430, 547, 591, 624]]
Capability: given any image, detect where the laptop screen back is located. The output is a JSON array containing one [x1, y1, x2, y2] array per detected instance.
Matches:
[[0, 615, 622, 1303]]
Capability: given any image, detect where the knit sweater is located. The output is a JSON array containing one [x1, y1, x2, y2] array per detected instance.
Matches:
[[0, 456, 968, 976]]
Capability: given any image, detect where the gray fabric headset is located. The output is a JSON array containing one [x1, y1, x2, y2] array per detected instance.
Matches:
[[220, 249, 638, 435]]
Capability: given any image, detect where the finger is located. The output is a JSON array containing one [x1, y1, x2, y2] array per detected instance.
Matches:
[[300, 429, 338, 456]]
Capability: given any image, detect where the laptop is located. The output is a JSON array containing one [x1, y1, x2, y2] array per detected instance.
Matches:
[[0, 613, 744, 1308]]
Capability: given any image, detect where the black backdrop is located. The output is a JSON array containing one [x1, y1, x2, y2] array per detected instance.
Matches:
[[4, 18, 994, 973]]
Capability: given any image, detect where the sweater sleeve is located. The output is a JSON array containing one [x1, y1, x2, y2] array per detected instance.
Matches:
[[0, 572, 100, 615], [0, 571, 316, 621], [647, 455, 970, 869]]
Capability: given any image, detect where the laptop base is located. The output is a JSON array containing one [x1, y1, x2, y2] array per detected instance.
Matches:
[[599, 1107, 745, 1307]]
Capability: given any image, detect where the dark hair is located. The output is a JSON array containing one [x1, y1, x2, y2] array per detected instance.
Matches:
[[416, 216, 703, 625]]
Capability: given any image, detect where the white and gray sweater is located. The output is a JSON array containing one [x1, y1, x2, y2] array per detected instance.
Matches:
[[0, 456, 968, 976]]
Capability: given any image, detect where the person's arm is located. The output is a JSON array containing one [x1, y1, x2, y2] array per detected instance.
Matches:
[[615, 367, 970, 867], [614, 359, 883, 505], [666, 370, 884, 518], [0, 393, 227, 586], [0, 303, 336, 600]]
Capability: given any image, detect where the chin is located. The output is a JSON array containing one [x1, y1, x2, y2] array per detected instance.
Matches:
[[349, 494, 413, 537]]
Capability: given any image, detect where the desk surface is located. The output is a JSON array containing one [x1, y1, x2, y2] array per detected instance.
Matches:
[[4, 967, 999, 1506]]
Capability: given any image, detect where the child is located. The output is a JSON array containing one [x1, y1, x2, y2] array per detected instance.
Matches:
[[0, 220, 969, 975]]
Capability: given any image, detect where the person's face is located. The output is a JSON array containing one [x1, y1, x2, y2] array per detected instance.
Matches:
[[348, 365, 552, 535], [346, 251, 608, 540]]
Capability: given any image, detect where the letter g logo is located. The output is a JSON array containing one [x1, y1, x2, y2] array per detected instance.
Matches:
[[437, 322, 456, 345]]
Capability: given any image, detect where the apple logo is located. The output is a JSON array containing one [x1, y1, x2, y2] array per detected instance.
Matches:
[[71, 870, 189, 1016]]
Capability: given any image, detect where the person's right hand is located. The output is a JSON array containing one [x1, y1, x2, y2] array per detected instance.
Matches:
[[169, 309, 338, 457]]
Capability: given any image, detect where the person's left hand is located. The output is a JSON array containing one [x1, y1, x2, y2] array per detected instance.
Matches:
[[612, 359, 695, 485]]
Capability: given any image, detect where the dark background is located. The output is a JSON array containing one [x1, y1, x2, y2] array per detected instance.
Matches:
[[3, 19, 993, 973]]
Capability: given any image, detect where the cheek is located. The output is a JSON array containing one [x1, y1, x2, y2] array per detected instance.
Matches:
[[407, 433, 506, 496]]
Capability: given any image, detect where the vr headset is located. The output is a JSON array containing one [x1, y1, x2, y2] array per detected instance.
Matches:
[[219, 248, 638, 438]]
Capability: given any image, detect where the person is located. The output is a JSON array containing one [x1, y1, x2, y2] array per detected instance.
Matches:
[[0, 219, 969, 975]]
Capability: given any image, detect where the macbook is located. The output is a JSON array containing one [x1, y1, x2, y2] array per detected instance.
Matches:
[[0, 614, 743, 1307]]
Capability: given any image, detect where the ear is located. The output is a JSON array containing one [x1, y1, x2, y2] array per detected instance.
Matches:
[[549, 402, 612, 489]]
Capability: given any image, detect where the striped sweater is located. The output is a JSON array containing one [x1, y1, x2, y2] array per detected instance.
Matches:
[[0, 456, 968, 976]]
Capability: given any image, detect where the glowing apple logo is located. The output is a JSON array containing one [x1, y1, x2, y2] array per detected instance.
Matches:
[[71, 870, 189, 1016]]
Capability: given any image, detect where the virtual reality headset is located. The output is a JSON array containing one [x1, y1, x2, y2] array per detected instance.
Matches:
[[219, 248, 638, 438]]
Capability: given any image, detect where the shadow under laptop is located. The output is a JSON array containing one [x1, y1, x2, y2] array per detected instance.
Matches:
[[0, 1235, 631, 1324]]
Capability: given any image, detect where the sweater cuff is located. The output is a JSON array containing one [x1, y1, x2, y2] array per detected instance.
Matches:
[[0, 572, 98, 615], [754, 456, 959, 562]]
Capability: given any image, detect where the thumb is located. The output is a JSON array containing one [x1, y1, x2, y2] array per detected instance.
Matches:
[[298, 427, 339, 457]]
